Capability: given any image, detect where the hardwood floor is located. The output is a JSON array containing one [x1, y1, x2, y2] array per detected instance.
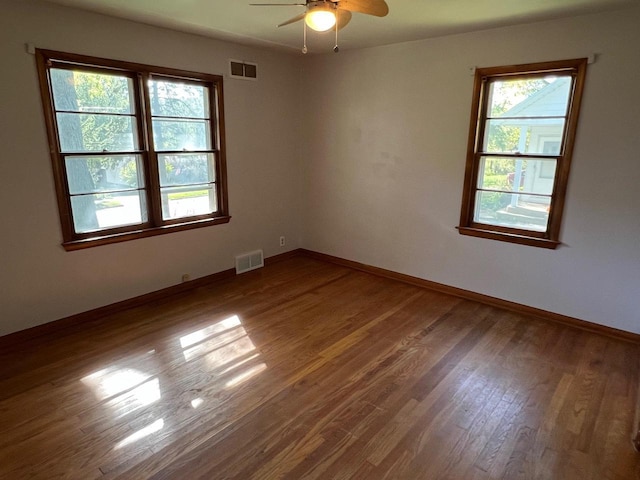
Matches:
[[0, 256, 638, 479]]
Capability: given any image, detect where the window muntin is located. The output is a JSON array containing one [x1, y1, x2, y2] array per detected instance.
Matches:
[[36, 50, 229, 249], [458, 59, 587, 249]]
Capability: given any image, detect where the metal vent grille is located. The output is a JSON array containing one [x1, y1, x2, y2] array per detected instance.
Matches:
[[230, 61, 244, 77], [235, 250, 264, 274], [229, 59, 258, 80]]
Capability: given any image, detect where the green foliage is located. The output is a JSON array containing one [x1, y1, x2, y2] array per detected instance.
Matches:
[[149, 79, 206, 118], [63, 71, 136, 186], [486, 78, 549, 161], [479, 192, 510, 216], [168, 190, 208, 200], [486, 125, 520, 155], [159, 155, 211, 187], [73, 71, 131, 113], [477, 169, 525, 217], [119, 159, 139, 187], [478, 173, 511, 216], [69, 73, 211, 189], [482, 157, 528, 180], [482, 174, 510, 189]]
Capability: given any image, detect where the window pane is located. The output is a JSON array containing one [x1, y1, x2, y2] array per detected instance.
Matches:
[[65, 155, 144, 195], [478, 156, 556, 196], [487, 77, 571, 118], [483, 120, 565, 154], [474, 191, 550, 232], [152, 119, 210, 151], [51, 69, 134, 114], [158, 153, 215, 187], [148, 79, 209, 118], [57, 113, 138, 153], [71, 191, 147, 233], [161, 185, 217, 220]]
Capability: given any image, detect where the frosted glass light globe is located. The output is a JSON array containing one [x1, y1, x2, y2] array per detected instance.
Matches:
[[305, 9, 336, 31]]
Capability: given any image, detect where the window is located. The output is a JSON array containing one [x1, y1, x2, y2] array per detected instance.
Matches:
[[458, 58, 587, 249], [36, 50, 229, 250]]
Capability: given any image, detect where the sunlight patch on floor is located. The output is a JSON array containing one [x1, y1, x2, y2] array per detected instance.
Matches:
[[179, 315, 242, 349], [114, 419, 164, 450], [82, 366, 152, 401], [225, 363, 267, 388]]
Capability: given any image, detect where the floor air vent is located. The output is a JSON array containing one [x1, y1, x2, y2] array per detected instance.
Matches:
[[235, 250, 264, 274]]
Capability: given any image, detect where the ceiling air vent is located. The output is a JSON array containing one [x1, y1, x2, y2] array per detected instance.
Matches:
[[235, 249, 264, 274], [229, 60, 258, 81]]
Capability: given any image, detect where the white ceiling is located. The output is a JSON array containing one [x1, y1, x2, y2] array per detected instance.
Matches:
[[41, 0, 636, 54]]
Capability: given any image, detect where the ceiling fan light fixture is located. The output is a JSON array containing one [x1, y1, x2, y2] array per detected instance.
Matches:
[[305, 4, 336, 32], [251, 0, 389, 52]]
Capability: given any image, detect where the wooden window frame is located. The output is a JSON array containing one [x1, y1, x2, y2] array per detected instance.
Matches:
[[36, 49, 230, 251], [457, 58, 588, 249]]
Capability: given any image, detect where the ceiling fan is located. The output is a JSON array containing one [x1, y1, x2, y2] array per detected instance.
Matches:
[[250, 0, 389, 53]]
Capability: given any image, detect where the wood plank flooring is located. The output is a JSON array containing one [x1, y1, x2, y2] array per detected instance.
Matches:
[[0, 256, 639, 479]]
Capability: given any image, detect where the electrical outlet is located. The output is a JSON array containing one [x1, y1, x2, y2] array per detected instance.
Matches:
[[279, 236, 285, 247], [182, 273, 190, 283]]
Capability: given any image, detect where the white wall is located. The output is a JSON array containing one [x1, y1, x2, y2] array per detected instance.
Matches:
[[0, 0, 303, 336], [2, 1, 638, 338], [301, 7, 640, 334]]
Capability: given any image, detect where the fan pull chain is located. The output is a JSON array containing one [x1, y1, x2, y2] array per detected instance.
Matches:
[[302, 21, 308, 54], [334, 17, 339, 53]]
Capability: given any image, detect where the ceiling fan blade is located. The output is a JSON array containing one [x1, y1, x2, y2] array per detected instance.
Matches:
[[336, 9, 352, 30], [338, 0, 388, 17], [277, 12, 306, 27]]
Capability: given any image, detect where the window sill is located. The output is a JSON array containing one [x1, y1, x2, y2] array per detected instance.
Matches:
[[456, 226, 560, 249], [62, 215, 231, 251]]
